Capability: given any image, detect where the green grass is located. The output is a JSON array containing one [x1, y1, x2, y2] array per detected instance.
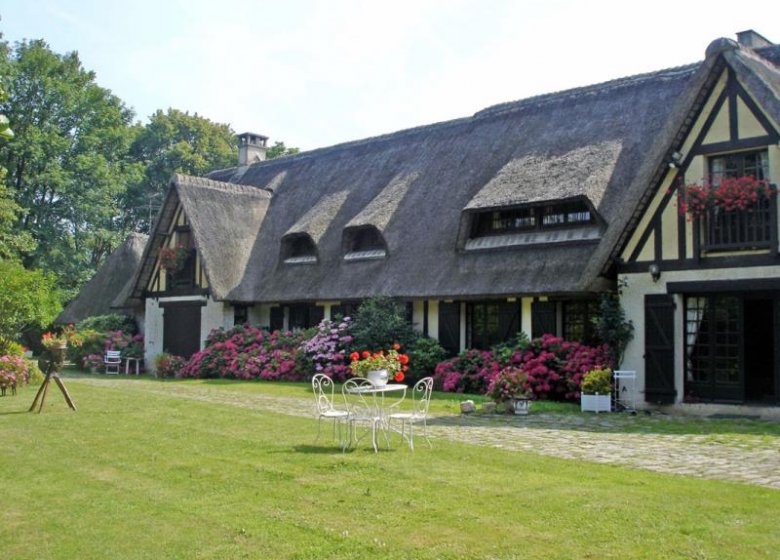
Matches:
[[1, 375, 779, 559]]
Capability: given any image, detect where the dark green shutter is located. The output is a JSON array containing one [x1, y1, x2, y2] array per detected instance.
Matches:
[[644, 294, 676, 404], [532, 301, 557, 338], [438, 302, 461, 357]]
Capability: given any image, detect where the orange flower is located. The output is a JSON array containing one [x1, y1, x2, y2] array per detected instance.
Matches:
[[350, 352, 360, 362], [398, 354, 409, 365], [393, 343, 401, 350], [361, 351, 370, 359], [394, 372, 405, 382]]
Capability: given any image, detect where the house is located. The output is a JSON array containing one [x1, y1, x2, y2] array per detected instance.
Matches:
[[58, 232, 148, 327], [123, 31, 780, 411]]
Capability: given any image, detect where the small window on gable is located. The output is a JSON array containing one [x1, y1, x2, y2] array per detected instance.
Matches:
[[343, 226, 387, 260], [710, 150, 768, 184], [281, 234, 317, 264]]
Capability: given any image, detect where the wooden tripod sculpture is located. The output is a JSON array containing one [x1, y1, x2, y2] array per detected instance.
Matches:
[[29, 346, 76, 413]]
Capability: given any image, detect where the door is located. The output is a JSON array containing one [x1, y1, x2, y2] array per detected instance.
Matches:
[[644, 294, 676, 404], [163, 304, 202, 358]]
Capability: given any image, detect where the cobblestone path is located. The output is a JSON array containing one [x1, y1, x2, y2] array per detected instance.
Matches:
[[73, 377, 780, 490]]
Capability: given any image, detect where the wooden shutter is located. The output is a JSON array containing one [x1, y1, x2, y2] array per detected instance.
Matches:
[[270, 307, 284, 332], [498, 302, 521, 341], [532, 301, 557, 338], [308, 305, 324, 328], [438, 302, 461, 357], [644, 294, 676, 404]]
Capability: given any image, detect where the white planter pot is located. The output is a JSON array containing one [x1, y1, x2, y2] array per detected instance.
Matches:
[[581, 393, 611, 413], [510, 398, 531, 415], [367, 369, 388, 387]]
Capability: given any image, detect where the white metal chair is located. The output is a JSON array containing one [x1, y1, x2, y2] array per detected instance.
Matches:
[[342, 377, 387, 453], [104, 350, 122, 375], [388, 376, 433, 451], [311, 374, 349, 449]]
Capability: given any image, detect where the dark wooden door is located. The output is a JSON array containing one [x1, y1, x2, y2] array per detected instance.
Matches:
[[438, 302, 460, 357], [644, 294, 676, 404], [163, 304, 202, 358]]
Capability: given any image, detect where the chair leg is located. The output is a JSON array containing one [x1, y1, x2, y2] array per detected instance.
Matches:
[[315, 416, 323, 444], [409, 421, 415, 452]]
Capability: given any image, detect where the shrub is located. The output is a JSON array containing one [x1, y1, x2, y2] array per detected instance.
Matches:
[[581, 368, 613, 394], [0, 261, 61, 342], [405, 336, 446, 383], [25, 359, 44, 385], [180, 324, 309, 381], [77, 314, 137, 335], [487, 366, 531, 403], [0, 354, 30, 387], [301, 317, 354, 381], [155, 353, 186, 378], [0, 337, 26, 357], [350, 297, 416, 351], [83, 353, 104, 370], [434, 349, 500, 394], [593, 289, 634, 367]]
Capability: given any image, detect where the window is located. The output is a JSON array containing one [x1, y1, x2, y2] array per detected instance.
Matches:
[[343, 226, 387, 260], [467, 301, 520, 349], [562, 300, 600, 344], [233, 305, 248, 326], [281, 234, 317, 263], [471, 200, 593, 238], [705, 150, 774, 251]]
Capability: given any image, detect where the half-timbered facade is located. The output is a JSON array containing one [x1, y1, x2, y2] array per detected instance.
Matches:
[[120, 31, 780, 411]]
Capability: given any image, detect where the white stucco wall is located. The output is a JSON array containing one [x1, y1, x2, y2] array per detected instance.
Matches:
[[201, 298, 232, 344], [620, 265, 780, 410], [144, 298, 164, 372]]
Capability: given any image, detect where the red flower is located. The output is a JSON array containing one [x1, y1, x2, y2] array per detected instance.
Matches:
[[398, 354, 409, 365], [394, 372, 405, 382], [393, 343, 401, 350], [361, 351, 370, 359], [350, 352, 360, 362]]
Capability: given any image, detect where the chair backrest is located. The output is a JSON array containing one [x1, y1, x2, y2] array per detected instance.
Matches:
[[410, 377, 434, 417], [312, 374, 337, 413], [342, 377, 374, 416], [105, 350, 121, 361]]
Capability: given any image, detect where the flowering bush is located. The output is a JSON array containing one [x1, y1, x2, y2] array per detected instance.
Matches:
[[83, 353, 104, 370], [487, 366, 531, 403], [179, 324, 309, 381], [159, 244, 190, 272], [155, 353, 187, 378], [676, 176, 774, 220], [0, 354, 30, 388], [434, 349, 500, 394], [435, 334, 612, 401], [105, 330, 144, 358], [301, 317, 354, 381], [349, 345, 409, 382]]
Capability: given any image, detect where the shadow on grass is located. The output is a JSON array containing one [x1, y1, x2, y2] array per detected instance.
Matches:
[[292, 444, 349, 455]]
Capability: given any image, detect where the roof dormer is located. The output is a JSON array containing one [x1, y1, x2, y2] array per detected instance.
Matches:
[[342, 225, 387, 261], [281, 233, 318, 264]]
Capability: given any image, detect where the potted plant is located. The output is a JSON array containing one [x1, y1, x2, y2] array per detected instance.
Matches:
[[580, 368, 612, 413], [349, 344, 409, 386], [487, 366, 533, 415]]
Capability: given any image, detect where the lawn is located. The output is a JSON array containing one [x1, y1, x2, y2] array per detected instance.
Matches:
[[1, 374, 779, 559]]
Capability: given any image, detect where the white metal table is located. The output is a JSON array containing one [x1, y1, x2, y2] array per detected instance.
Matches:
[[344, 383, 407, 452]]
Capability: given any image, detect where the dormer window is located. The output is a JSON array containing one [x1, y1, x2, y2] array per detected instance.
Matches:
[[343, 226, 387, 261], [281, 234, 317, 264], [471, 200, 595, 238]]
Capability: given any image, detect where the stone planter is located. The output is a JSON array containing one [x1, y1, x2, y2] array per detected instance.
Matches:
[[581, 392, 611, 413], [510, 398, 532, 415], [367, 369, 388, 386]]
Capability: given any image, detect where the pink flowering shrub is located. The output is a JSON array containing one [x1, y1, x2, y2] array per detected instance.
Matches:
[[434, 334, 612, 401], [179, 324, 310, 381], [0, 354, 31, 390], [301, 317, 354, 381], [434, 349, 501, 394]]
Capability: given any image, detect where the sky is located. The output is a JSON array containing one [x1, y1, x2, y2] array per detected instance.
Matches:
[[1, 0, 779, 151]]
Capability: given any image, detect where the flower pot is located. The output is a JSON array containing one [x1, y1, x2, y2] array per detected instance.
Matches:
[[510, 398, 531, 415], [366, 369, 388, 387], [581, 392, 611, 413]]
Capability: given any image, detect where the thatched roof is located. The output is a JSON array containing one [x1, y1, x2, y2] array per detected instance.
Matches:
[[128, 37, 780, 304], [57, 233, 148, 324]]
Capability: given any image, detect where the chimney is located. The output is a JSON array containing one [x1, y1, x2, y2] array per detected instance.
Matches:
[[736, 30, 773, 49], [237, 132, 269, 166]]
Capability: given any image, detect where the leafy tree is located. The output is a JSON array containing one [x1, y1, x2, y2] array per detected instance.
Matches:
[[0, 260, 61, 341], [0, 40, 140, 297], [125, 109, 237, 232], [266, 141, 299, 160], [351, 296, 417, 351]]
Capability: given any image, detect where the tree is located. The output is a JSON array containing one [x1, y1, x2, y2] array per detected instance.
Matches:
[[0, 260, 61, 341], [125, 109, 237, 232], [266, 141, 299, 160], [0, 40, 140, 298]]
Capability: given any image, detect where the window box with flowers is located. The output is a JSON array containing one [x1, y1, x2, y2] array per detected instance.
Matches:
[[349, 345, 409, 386], [159, 244, 191, 273], [677, 171, 776, 252]]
